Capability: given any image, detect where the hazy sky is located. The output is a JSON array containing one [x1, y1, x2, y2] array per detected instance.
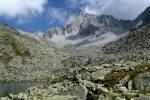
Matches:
[[0, 0, 149, 32]]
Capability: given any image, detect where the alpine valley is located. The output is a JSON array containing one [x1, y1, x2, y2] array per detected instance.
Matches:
[[0, 5, 150, 100]]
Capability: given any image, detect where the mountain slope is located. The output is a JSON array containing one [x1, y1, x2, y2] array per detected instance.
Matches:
[[103, 6, 150, 54], [103, 25, 150, 54], [132, 6, 150, 28], [0, 24, 69, 81]]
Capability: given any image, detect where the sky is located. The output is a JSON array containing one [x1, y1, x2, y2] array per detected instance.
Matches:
[[0, 0, 150, 32]]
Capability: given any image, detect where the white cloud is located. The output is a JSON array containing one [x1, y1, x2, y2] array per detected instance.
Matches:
[[0, 0, 47, 18], [48, 7, 68, 24], [80, 0, 150, 19], [83, 7, 98, 15], [103, 0, 150, 19]]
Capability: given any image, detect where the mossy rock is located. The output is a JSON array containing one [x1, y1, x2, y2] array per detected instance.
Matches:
[[104, 63, 150, 87]]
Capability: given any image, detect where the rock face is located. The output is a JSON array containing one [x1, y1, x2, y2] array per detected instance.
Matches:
[[43, 10, 131, 47]]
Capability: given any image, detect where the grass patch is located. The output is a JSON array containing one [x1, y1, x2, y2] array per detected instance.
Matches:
[[2, 33, 31, 57], [0, 52, 13, 65], [104, 63, 150, 87]]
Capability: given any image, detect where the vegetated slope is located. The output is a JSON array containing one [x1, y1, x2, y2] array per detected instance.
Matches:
[[0, 24, 69, 81]]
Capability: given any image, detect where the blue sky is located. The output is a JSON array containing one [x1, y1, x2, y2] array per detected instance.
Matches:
[[0, 0, 150, 32]]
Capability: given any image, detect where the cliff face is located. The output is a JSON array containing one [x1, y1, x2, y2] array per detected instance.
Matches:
[[43, 11, 132, 47]]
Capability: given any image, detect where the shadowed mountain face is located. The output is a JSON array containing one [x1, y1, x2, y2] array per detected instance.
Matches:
[[132, 6, 150, 28]]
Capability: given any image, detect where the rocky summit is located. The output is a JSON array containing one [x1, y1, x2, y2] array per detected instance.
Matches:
[[0, 4, 150, 100], [43, 10, 132, 47]]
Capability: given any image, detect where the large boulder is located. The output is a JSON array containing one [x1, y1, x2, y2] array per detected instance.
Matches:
[[134, 72, 150, 92]]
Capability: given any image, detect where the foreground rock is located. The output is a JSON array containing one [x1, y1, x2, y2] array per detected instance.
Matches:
[[0, 63, 149, 100], [134, 72, 150, 92]]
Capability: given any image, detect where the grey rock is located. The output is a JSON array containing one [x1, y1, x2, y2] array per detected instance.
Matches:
[[115, 97, 126, 100], [8, 94, 20, 100], [75, 74, 82, 80], [44, 95, 76, 100], [79, 80, 95, 90], [91, 69, 109, 81], [133, 96, 150, 100], [18, 93, 28, 100], [68, 84, 88, 100], [118, 86, 128, 93], [128, 80, 133, 91], [101, 64, 113, 68], [113, 63, 125, 67], [0, 97, 10, 100], [118, 76, 129, 86], [98, 94, 106, 100], [134, 72, 150, 92]]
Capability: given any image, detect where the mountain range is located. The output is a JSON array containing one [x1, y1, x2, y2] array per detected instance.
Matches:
[[42, 6, 149, 47], [43, 10, 132, 47]]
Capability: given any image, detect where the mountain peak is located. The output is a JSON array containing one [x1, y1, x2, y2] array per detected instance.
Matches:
[[44, 11, 132, 47]]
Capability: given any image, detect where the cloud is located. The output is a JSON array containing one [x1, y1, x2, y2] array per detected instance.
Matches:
[[83, 7, 98, 15], [63, 0, 150, 20], [80, 0, 150, 19], [48, 7, 68, 24], [0, 0, 47, 18]]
